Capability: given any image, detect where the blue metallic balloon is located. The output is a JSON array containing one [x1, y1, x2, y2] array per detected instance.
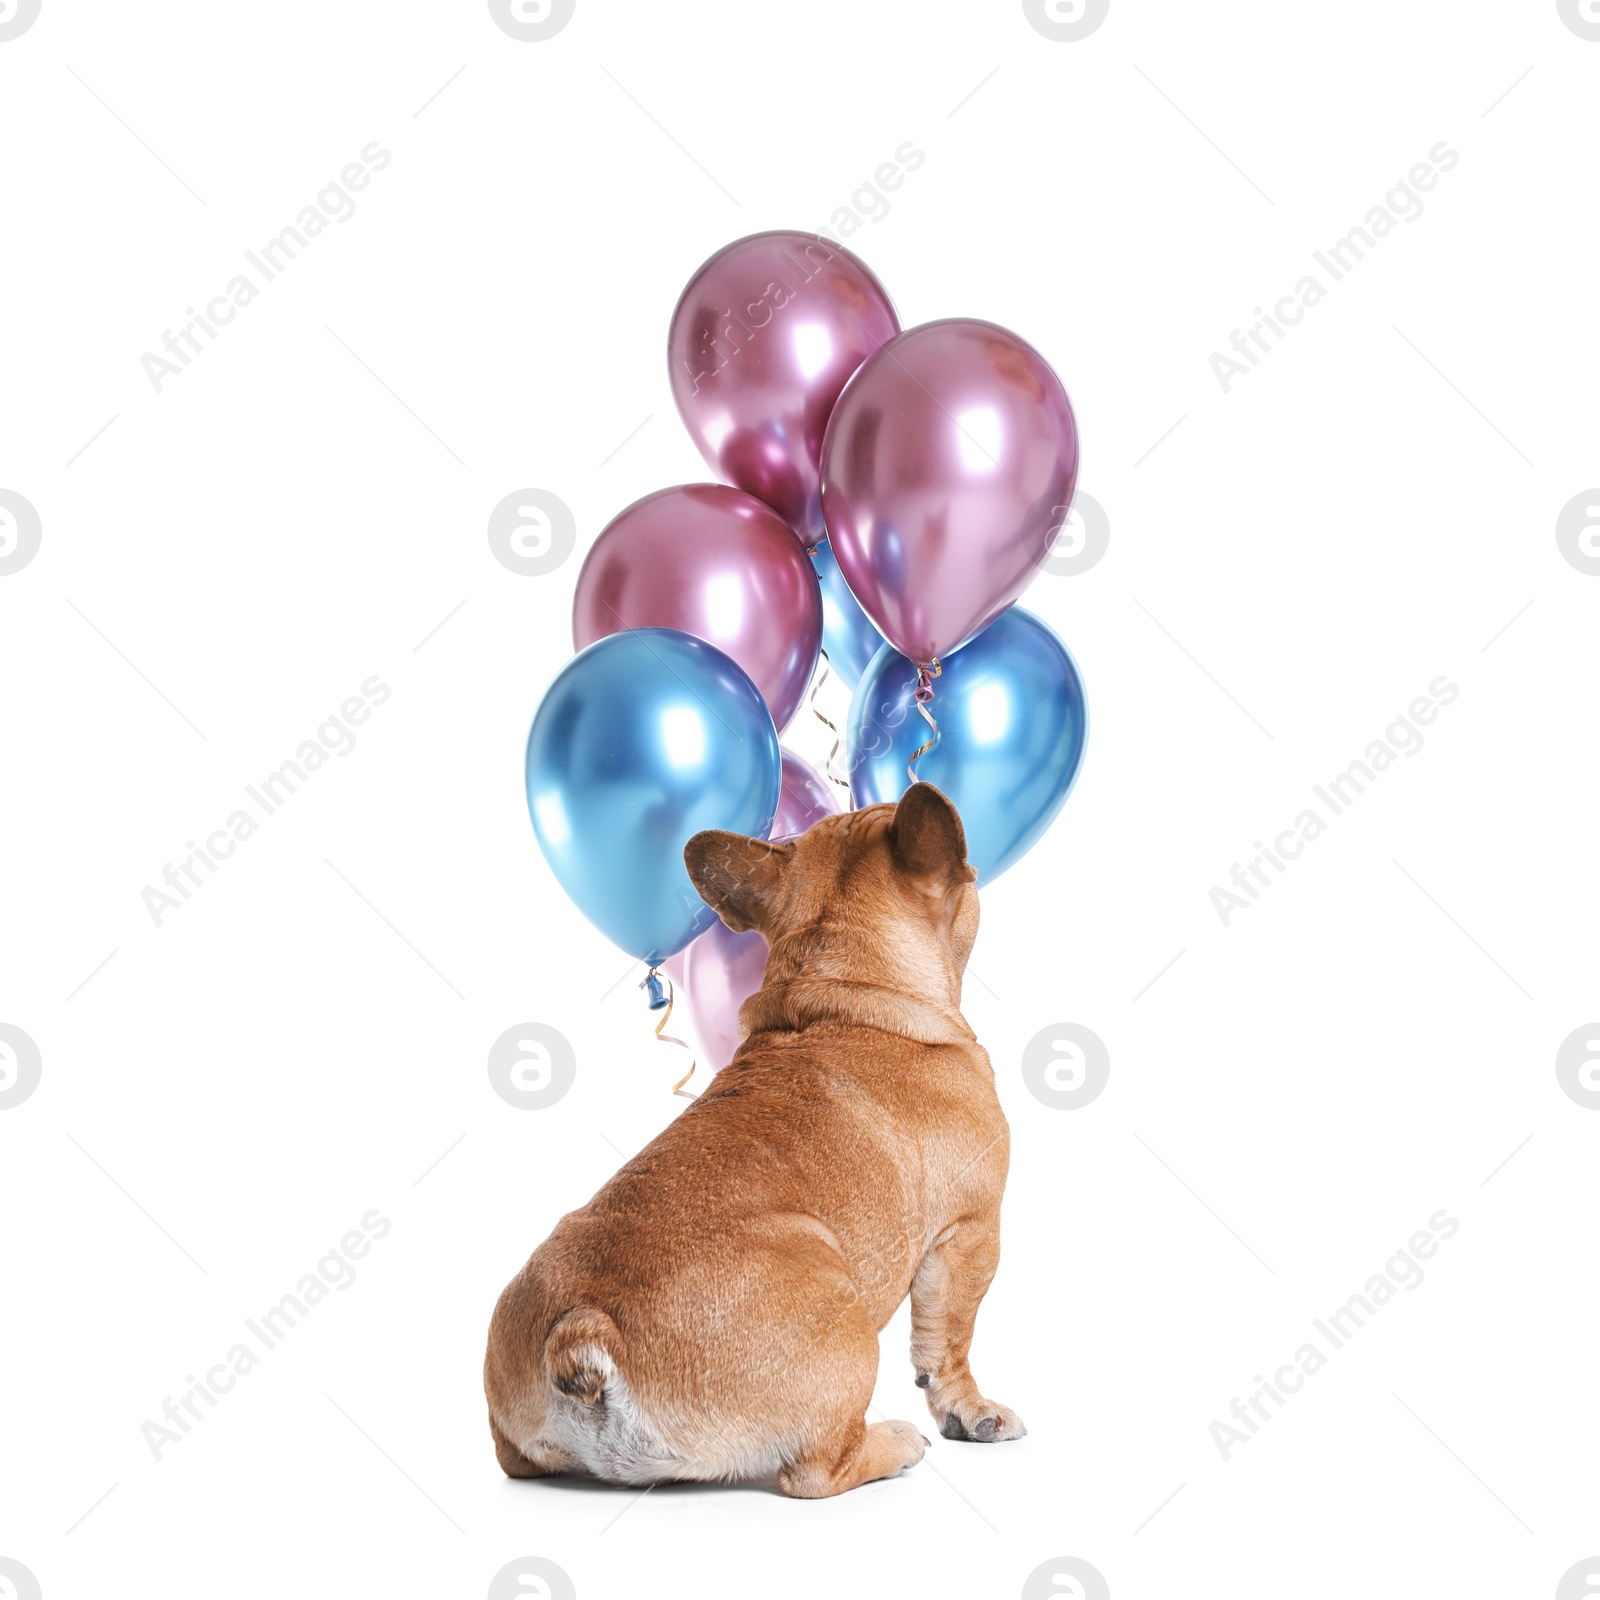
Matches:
[[526, 628, 781, 965], [810, 536, 885, 690], [847, 607, 1087, 882]]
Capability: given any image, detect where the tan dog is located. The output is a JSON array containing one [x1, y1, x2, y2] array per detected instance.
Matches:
[[484, 783, 1022, 1497]]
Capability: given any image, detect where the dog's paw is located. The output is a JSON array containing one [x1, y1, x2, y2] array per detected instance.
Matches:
[[876, 1417, 931, 1469], [936, 1397, 1026, 1443]]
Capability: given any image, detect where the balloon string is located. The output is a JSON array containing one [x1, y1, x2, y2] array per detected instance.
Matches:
[[642, 969, 697, 1097], [809, 648, 852, 791], [907, 659, 942, 786]]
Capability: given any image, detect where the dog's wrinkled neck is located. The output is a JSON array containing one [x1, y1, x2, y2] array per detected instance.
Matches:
[[738, 975, 976, 1049]]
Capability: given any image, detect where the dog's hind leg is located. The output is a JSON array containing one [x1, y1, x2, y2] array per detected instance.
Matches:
[[909, 1219, 1026, 1443], [778, 1414, 929, 1498], [776, 1304, 928, 1498], [489, 1413, 547, 1478]]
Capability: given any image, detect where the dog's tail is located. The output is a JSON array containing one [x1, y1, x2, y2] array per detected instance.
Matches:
[[543, 1306, 621, 1405]]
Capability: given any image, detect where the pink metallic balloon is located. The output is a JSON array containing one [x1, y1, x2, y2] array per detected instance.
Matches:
[[820, 318, 1079, 665], [668, 231, 900, 540], [682, 750, 841, 1074], [572, 485, 823, 731]]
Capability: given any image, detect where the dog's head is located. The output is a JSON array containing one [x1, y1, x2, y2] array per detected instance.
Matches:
[[684, 783, 979, 1003]]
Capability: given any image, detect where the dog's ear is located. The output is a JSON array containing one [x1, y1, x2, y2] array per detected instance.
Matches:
[[889, 783, 976, 892], [684, 831, 792, 933]]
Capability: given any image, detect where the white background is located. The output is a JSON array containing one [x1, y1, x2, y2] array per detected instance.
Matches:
[[2, 2, 1597, 1597]]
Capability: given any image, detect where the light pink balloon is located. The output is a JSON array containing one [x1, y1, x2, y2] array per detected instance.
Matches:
[[681, 918, 768, 1080], [682, 751, 841, 1073], [767, 748, 838, 841], [669, 232, 900, 540], [821, 318, 1079, 665], [572, 485, 823, 731]]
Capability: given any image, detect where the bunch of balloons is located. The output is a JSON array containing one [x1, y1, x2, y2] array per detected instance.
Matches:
[[525, 231, 1088, 1082]]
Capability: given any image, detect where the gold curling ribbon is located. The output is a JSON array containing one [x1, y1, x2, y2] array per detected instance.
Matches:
[[642, 969, 697, 1097], [906, 658, 942, 785], [809, 648, 853, 791]]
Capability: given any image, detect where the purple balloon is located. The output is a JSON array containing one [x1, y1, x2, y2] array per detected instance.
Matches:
[[669, 232, 900, 540], [572, 485, 823, 731], [821, 318, 1079, 666], [682, 750, 841, 1074]]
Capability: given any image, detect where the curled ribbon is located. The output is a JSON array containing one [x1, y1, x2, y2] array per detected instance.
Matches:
[[641, 968, 697, 1097], [808, 648, 853, 791], [906, 658, 942, 786]]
